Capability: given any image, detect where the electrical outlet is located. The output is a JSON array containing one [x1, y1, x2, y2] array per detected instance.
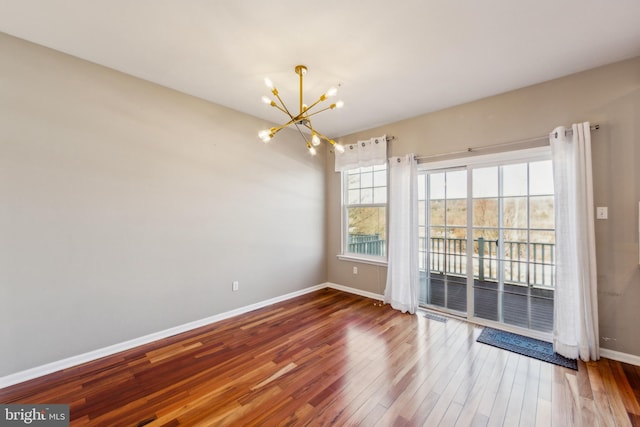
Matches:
[[232, 281, 239, 291], [353, 266, 358, 275]]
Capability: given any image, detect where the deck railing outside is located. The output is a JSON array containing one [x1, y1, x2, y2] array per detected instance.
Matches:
[[348, 234, 555, 288], [348, 234, 386, 257], [422, 236, 555, 287]]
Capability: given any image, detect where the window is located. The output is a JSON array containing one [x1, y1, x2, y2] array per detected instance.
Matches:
[[342, 164, 387, 260]]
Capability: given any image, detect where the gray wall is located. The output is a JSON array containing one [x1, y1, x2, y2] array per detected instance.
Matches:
[[328, 57, 640, 357], [2, 30, 638, 378], [0, 33, 327, 376]]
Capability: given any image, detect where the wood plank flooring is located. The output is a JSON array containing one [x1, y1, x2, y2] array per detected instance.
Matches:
[[1, 288, 639, 426]]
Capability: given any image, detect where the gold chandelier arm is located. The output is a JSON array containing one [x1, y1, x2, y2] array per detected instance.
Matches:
[[269, 108, 315, 135], [302, 94, 329, 113], [272, 92, 295, 119], [301, 105, 335, 120], [317, 132, 335, 145], [270, 102, 291, 116], [270, 118, 298, 135], [301, 123, 334, 144], [270, 110, 317, 137], [293, 121, 309, 141], [301, 121, 314, 133]]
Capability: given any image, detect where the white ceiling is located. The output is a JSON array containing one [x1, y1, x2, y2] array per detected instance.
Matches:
[[1, 0, 639, 137]]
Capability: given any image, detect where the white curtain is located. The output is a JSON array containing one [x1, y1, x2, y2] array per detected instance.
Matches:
[[384, 154, 419, 314], [334, 135, 387, 172], [550, 122, 599, 361]]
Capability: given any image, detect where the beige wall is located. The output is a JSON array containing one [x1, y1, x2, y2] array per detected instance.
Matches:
[[1, 30, 638, 378], [328, 57, 640, 357], [0, 33, 327, 376]]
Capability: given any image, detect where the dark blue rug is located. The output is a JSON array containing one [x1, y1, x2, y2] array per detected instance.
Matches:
[[477, 327, 578, 370]]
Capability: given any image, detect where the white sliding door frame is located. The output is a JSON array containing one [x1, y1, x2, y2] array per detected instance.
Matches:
[[419, 147, 554, 341]]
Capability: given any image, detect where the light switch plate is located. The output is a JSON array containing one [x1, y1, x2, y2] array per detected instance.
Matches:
[[596, 207, 608, 219]]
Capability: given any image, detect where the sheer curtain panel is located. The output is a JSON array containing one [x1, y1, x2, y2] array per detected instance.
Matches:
[[384, 154, 419, 314], [550, 122, 599, 361], [334, 135, 387, 172]]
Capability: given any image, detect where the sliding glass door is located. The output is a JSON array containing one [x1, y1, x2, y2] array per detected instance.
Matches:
[[418, 168, 468, 314], [471, 161, 555, 332], [419, 150, 556, 335]]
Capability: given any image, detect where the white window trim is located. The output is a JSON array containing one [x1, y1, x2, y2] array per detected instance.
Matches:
[[336, 254, 388, 267], [419, 146, 551, 171], [339, 165, 388, 264]]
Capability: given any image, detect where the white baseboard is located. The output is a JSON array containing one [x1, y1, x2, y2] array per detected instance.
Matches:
[[600, 348, 640, 366], [4, 282, 636, 389], [0, 283, 327, 389], [325, 282, 384, 301], [327, 283, 640, 367]]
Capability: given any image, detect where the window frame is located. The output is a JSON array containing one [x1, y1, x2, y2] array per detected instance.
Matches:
[[338, 163, 389, 265]]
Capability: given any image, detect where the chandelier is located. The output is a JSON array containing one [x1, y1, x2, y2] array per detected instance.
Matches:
[[258, 65, 345, 156]]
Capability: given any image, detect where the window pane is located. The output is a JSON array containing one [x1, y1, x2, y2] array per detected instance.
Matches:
[[419, 200, 426, 225], [472, 228, 499, 283], [430, 173, 445, 200], [361, 188, 373, 203], [446, 170, 467, 199], [361, 172, 373, 188], [530, 230, 555, 245], [429, 226, 446, 273], [530, 196, 554, 229], [348, 173, 360, 189], [373, 170, 386, 187], [347, 207, 386, 257], [529, 160, 554, 195], [530, 240, 555, 264], [503, 229, 528, 248], [447, 199, 467, 226], [502, 229, 528, 285], [430, 225, 446, 239], [473, 198, 498, 227], [446, 228, 467, 276], [473, 227, 499, 243], [529, 230, 555, 286], [473, 167, 498, 198], [348, 189, 359, 204], [430, 199, 445, 226], [373, 187, 386, 204], [503, 197, 528, 228], [503, 163, 527, 197]]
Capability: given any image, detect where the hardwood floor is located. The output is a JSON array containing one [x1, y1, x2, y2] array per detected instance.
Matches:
[[2, 288, 639, 426]]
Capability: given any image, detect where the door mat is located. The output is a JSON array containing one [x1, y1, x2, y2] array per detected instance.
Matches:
[[477, 327, 578, 370], [423, 312, 448, 323]]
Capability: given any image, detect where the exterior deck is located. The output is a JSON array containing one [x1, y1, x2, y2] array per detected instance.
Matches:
[[420, 272, 554, 333]]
